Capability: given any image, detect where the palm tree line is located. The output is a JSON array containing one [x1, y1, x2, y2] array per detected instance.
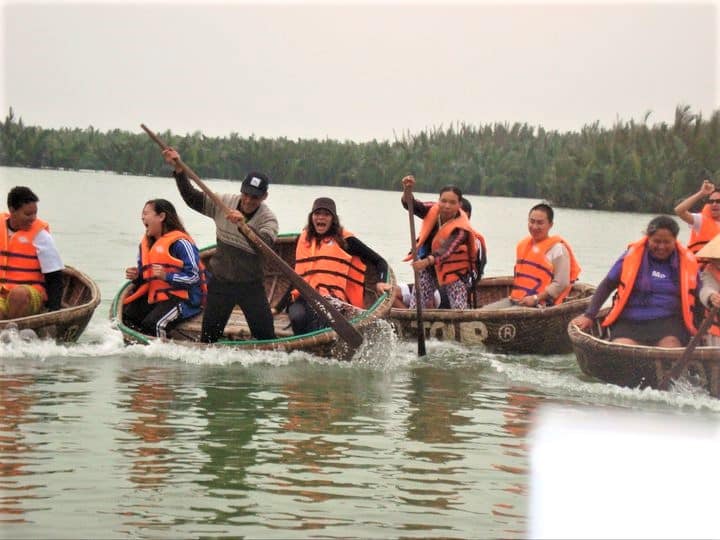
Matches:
[[1, 105, 718, 213]]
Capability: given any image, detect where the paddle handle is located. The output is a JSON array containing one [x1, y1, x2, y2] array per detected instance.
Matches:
[[141, 124, 232, 215], [659, 303, 719, 389], [404, 185, 426, 357]]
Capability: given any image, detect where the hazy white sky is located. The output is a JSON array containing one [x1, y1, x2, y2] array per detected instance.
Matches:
[[1, 0, 718, 142]]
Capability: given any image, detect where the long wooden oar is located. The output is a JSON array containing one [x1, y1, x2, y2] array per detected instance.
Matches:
[[141, 124, 363, 353], [659, 304, 719, 390], [404, 186, 426, 357]]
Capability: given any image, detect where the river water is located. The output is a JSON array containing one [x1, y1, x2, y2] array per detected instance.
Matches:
[[1, 166, 719, 539]]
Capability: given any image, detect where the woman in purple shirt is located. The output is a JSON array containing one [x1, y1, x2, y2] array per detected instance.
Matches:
[[572, 216, 699, 347]]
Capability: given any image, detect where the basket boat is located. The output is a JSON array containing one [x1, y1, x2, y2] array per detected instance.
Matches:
[[390, 276, 596, 354], [0, 265, 101, 342], [569, 309, 720, 396], [110, 233, 395, 359]]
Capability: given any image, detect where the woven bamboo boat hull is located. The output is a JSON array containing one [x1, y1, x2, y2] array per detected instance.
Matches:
[[389, 277, 596, 354], [569, 311, 720, 396], [0, 265, 101, 342], [110, 234, 395, 359]]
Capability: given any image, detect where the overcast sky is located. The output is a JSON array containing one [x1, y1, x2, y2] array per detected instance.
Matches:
[[1, 0, 718, 142]]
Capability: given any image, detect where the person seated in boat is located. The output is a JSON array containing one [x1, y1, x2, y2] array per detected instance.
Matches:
[[0, 186, 64, 320], [695, 234, 720, 347], [391, 283, 442, 309], [123, 199, 206, 339], [572, 215, 699, 347], [392, 196, 486, 310], [481, 202, 580, 310], [460, 197, 488, 308], [674, 179, 720, 255], [399, 175, 479, 310], [163, 147, 278, 342], [274, 197, 393, 335]]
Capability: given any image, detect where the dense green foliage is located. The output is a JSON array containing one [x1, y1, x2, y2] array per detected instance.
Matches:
[[2, 106, 719, 212]]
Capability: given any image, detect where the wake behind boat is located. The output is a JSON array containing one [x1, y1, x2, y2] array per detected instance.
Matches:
[[390, 277, 596, 354], [569, 309, 720, 397], [0, 265, 101, 342], [110, 233, 395, 359]]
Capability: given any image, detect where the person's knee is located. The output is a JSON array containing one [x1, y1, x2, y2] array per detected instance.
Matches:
[[6, 287, 33, 318], [657, 335, 683, 348], [288, 301, 308, 334]]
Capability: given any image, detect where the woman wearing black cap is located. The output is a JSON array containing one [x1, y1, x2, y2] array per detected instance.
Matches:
[[275, 197, 393, 335]]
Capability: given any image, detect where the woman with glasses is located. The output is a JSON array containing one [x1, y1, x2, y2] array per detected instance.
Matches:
[[572, 215, 700, 347], [674, 179, 720, 255]]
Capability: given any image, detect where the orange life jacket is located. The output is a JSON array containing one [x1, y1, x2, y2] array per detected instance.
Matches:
[[0, 213, 49, 300], [688, 205, 720, 254], [510, 235, 581, 305], [705, 264, 720, 337], [123, 230, 206, 305], [472, 229, 488, 279], [293, 229, 367, 308], [602, 237, 698, 333], [406, 204, 479, 286]]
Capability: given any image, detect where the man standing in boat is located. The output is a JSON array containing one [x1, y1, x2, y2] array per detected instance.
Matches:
[[674, 179, 720, 255], [482, 202, 580, 309], [0, 186, 64, 319], [162, 148, 278, 342]]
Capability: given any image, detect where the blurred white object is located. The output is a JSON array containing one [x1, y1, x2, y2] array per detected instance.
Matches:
[[18, 328, 39, 341], [529, 405, 719, 539], [0, 322, 19, 343]]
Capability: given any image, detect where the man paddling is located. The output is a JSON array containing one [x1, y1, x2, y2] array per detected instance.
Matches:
[[162, 148, 278, 342]]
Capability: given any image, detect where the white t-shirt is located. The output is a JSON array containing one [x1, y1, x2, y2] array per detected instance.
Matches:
[[34, 229, 64, 273], [691, 213, 720, 233]]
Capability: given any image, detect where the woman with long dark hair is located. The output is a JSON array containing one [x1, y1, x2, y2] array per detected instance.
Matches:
[[123, 199, 205, 338]]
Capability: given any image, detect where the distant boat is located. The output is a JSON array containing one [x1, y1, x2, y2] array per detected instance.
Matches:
[[0, 265, 101, 342], [390, 277, 596, 354], [569, 310, 720, 396], [110, 234, 395, 359]]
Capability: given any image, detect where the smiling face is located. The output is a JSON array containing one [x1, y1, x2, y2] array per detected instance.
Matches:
[[708, 193, 720, 219], [647, 227, 677, 260], [438, 189, 461, 222], [142, 203, 165, 239], [311, 209, 334, 236], [527, 209, 552, 242], [8, 201, 38, 231]]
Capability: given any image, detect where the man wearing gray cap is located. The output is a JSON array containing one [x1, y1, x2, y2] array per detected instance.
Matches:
[[163, 148, 278, 342]]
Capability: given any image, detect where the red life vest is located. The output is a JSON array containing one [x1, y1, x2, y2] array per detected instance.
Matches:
[[688, 205, 720, 254], [510, 235, 581, 305], [0, 213, 49, 300], [602, 237, 698, 333], [293, 229, 367, 308], [123, 230, 206, 305], [407, 204, 479, 286]]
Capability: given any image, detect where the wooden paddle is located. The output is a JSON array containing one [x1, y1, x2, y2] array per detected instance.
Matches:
[[140, 124, 364, 353], [404, 185, 426, 357], [658, 303, 719, 390]]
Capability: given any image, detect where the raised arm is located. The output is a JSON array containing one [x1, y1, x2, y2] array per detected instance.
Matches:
[[674, 179, 716, 225]]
